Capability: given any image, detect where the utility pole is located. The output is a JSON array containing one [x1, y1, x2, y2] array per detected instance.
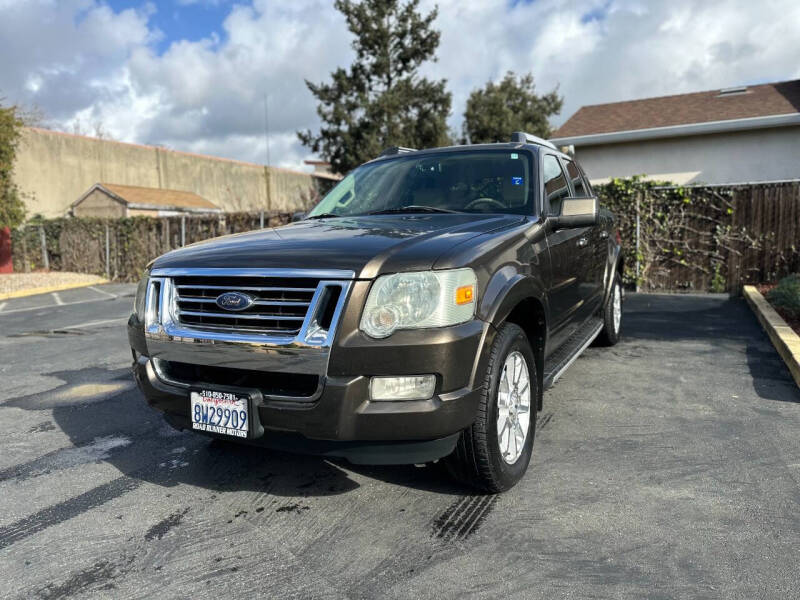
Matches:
[[263, 93, 271, 167]]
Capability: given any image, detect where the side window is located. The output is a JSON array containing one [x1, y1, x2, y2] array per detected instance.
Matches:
[[565, 160, 588, 197], [542, 155, 569, 216], [577, 162, 595, 197]]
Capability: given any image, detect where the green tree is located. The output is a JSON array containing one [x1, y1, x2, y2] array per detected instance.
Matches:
[[462, 71, 563, 144], [299, 0, 452, 174], [0, 100, 26, 229]]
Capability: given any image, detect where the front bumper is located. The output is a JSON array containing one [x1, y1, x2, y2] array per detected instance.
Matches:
[[129, 314, 491, 464]]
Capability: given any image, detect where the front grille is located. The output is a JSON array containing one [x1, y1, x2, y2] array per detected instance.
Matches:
[[173, 275, 320, 335]]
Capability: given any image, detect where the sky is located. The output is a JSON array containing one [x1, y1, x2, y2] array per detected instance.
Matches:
[[1, 0, 799, 171]]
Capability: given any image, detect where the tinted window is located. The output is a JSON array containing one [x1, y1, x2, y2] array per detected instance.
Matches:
[[543, 155, 569, 215], [565, 160, 589, 197], [578, 162, 595, 196], [308, 150, 534, 217]]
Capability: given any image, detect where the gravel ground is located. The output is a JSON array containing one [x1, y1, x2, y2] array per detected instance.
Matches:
[[0, 272, 107, 295]]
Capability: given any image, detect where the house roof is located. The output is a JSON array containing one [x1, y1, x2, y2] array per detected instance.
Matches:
[[74, 183, 221, 212], [551, 79, 800, 143]]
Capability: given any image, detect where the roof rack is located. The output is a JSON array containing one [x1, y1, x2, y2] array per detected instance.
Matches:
[[510, 131, 557, 150], [379, 146, 417, 157]]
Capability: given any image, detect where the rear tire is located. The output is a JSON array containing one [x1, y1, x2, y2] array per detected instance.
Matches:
[[597, 275, 622, 346], [444, 322, 536, 493]]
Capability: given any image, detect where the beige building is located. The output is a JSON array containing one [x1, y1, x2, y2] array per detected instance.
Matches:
[[71, 183, 221, 218], [550, 80, 800, 185], [13, 127, 340, 218]]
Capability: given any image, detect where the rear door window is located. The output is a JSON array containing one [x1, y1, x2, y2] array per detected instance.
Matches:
[[543, 154, 570, 216], [565, 160, 588, 197]]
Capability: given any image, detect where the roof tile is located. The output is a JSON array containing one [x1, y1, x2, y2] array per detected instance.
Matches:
[[100, 183, 219, 210]]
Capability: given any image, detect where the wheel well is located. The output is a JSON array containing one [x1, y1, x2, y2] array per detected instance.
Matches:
[[504, 298, 546, 411]]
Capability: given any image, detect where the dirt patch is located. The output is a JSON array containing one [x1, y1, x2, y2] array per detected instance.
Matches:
[[0, 271, 106, 295]]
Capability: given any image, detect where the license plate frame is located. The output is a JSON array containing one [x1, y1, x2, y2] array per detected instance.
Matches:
[[189, 388, 253, 439]]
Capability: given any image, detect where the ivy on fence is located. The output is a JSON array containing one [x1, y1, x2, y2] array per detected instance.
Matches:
[[11, 211, 292, 282], [595, 177, 800, 292]]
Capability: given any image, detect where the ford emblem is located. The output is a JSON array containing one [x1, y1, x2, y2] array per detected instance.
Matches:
[[215, 291, 255, 312]]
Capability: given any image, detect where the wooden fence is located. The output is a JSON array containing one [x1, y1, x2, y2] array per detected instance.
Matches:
[[607, 181, 800, 293]]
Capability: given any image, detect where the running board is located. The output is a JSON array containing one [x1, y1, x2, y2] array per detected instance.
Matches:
[[543, 317, 603, 389]]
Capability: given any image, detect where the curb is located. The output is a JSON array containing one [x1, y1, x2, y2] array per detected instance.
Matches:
[[0, 279, 109, 301], [743, 285, 800, 389]]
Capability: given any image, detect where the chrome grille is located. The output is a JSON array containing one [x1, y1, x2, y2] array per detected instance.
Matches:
[[144, 268, 354, 346], [173, 275, 319, 335]]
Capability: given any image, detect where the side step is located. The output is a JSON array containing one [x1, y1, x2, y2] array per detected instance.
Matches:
[[543, 317, 603, 389]]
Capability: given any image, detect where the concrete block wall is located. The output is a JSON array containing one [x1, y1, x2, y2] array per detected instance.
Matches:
[[13, 128, 327, 218]]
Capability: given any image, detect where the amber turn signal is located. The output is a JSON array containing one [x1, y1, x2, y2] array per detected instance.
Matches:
[[455, 284, 474, 305]]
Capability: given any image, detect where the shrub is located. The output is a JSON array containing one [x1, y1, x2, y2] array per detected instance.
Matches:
[[767, 274, 800, 318], [0, 102, 26, 229]]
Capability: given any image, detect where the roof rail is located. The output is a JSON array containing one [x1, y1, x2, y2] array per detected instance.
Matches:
[[379, 146, 417, 157], [510, 131, 557, 150]]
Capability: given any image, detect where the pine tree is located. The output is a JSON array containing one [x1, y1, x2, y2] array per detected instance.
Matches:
[[299, 0, 452, 174], [463, 72, 563, 144]]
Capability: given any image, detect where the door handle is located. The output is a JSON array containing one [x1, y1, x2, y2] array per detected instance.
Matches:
[[599, 230, 609, 239], [577, 236, 589, 248]]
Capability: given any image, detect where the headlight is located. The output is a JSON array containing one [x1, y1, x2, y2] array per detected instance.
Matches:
[[133, 271, 150, 320], [360, 268, 477, 338]]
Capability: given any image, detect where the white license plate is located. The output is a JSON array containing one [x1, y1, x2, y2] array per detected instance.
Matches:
[[190, 389, 249, 438]]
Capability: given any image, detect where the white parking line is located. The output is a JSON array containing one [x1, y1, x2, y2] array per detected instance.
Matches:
[[60, 317, 128, 330], [52, 292, 64, 305], [0, 302, 6, 313], [88, 286, 118, 299], [0, 297, 114, 315]]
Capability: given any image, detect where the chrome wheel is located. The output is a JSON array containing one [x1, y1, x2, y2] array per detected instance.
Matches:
[[496, 351, 531, 465], [612, 282, 622, 334]]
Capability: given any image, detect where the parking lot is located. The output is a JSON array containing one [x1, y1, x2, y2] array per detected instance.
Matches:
[[1, 285, 799, 599]]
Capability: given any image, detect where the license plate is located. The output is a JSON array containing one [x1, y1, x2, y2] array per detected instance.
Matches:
[[190, 389, 249, 438]]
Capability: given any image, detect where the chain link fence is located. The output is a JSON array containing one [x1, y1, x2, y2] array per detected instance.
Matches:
[[11, 211, 293, 282]]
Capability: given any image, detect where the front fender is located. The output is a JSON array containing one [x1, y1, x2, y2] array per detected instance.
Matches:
[[479, 266, 547, 327]]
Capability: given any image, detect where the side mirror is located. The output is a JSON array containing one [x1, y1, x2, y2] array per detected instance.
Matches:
[[291, 211, 307, 222], [550, 196, 598, 229]]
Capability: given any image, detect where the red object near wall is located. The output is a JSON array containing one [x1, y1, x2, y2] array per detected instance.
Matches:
[[0, 226, 12, 273]]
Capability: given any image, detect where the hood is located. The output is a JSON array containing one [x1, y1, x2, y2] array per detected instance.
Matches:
[[152, 213, 523, 278]]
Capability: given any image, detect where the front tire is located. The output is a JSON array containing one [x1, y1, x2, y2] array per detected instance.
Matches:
[[597, 275, 622, 346], [445, 322, 536, 493]]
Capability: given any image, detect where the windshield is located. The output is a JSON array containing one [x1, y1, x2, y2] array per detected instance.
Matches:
[[307, 150, 534, 218]]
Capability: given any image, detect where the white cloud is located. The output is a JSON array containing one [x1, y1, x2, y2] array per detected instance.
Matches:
[[428, 0, 800, 131], [1, 0, 799, 169]]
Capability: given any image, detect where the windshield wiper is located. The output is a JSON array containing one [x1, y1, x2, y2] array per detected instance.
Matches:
[[304, 213, 341, 220], [367, 205, 462, 215]]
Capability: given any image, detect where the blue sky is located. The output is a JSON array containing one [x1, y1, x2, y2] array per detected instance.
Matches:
[[1, 0, 799, 169], [104, 0, 230, 53]]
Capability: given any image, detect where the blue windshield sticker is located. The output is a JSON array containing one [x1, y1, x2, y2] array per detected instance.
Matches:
[[510, 153, 519, 159], [511, 176, 523, 186]]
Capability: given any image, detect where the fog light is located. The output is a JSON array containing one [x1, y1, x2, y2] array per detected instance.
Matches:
[[370, 375, 436, 401]]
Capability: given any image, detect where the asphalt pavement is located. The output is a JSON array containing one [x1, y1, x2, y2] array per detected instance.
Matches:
[[0, 286, 799, 599]]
